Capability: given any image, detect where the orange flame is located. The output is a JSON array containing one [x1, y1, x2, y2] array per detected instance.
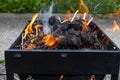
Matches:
[[110, 8, 120, 16], [79, 0, 89, 13], [35, 24, 43, 37], [62, 11, 72, 23], [23, 13, 39, 40], [59, 75, 64, 80], [24, 43, 36, 50], [41, 34, 60, 47], [113, 20, 120, 32], [90, 75, 95, 80], [82, 20, 88, 32]]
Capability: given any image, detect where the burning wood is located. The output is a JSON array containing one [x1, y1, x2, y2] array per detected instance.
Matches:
[[71, 10, 79, 22], [87, 17, 93, 25], [83, 13, 87, 20], [20, 11, 113, 50]]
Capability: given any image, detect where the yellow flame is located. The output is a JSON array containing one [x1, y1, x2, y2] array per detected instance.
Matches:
[[23, 13, 39, 40], [109, 8, 120, 16], [113, 20, 120, 32], [35, 24, 43, 37], [79, 0, 89, 13]]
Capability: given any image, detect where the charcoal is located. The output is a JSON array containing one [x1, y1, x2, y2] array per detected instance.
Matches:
[[68, 21, 83, 30], [59, 34, 81, 47], [70, 35, 81, 46], [48, 16, 56, 26], [59, 23, 69, 31], [68, 28, 81, 37], [88, 22, 97, 31], [52, 31, 60, 37], [36, 20, 43, 25], [21, 15, 107, 50], [81, 32, 96, 45], [48, 16, 60, 26], [52, 23, 60, 31]]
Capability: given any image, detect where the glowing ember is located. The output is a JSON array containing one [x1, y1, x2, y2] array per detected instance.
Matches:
[[113, 20, 120, 32], [59, 75, 64, 80], [41, 34, 60, 48], [23, 43, 37, 50], [90, 75, 95, 80], [82, 20, 88, 32]]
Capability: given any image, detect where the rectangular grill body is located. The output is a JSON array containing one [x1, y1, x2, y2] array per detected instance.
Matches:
[[5, 21, 120, 80]]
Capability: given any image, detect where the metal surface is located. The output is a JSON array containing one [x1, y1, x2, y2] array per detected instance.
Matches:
[[4, 21, 120, 80], [5, 50, 120, 74]]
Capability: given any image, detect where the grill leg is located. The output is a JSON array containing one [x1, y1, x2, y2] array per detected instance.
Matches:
[[6, 73, 14, 80], [111, 74, 118, 80]]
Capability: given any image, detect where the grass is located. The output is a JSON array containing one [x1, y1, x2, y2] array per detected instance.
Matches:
[[0, 0, 120, 14], [0, 60, 5, 64]]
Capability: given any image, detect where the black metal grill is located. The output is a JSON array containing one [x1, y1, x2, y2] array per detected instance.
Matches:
[[5, 20, 120, 80]]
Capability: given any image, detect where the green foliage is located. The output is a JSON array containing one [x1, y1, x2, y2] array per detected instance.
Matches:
[[0, 0, 120, 14], [0, 60, 5, 64], [84, 0, 120, 14], [0, 0, 50, 13]]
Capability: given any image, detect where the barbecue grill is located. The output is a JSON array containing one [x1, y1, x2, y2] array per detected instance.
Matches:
[[5, 16, 120, 80]]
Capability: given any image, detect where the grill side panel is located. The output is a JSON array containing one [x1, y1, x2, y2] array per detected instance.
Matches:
[[5, 50, 120, 75]]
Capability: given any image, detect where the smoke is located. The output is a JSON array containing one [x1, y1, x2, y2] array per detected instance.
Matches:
[[40, 1, 54, 34]]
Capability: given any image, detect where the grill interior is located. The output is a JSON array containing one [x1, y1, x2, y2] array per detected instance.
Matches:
[[11, 20, 119, 50]]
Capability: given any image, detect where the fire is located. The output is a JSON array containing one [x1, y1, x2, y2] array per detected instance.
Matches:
[[90, 75, 95, 80], [79, 0, 89, 13], [81, 13, 93, 32], [22, 1, 95, 50], [41, 34, 60, 48], [23, 13, 39, 40], [35, 24, 43, 37], [113, 20, 120, 32], [59, 75, 64, 80], [82, 20, 88, 32], [110, 8, 120, 16], [23, 43, 37, 50], [62, 11, 72, 23]]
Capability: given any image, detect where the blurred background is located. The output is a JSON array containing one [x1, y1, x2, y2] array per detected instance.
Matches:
[[0, 0, 120, 15]]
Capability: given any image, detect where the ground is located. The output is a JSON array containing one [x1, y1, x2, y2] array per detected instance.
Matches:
[[0, 13, 120, 79]]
